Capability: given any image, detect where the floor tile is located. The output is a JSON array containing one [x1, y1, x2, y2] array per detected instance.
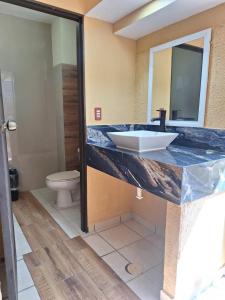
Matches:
[[121, 212, 133, 222], [17, 260, 34, 292], [58, 222, 80, 239], [95, 216, 121, 232], [119, 239, 163, 273], [127, 265, 163, 300], [83, 234, 114, 256], [18, 286, 40, 300], [14, 216, 32, 261], [102, 252, 137, 282], [60, 206, 81, 222], [124, 220, 154, 237], [146, 233, 165, 251], [99, 224, 142, 250], [133, 214, 156, 233]]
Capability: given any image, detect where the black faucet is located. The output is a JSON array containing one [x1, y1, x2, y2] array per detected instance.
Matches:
[[151, 109, 167, 132]]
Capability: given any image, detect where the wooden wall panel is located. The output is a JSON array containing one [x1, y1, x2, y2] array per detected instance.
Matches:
[[62, 64, 80, 171]]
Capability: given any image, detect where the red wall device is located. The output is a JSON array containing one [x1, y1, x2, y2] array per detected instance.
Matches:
[[94, 107, 102, 121]]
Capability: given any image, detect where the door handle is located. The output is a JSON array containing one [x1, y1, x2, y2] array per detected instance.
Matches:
[[1, 120, 17, 133]]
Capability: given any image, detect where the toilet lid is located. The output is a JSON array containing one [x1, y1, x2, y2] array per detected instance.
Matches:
[[46, 170, 80, 182]]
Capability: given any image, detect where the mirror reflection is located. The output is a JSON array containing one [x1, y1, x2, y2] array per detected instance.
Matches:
[[151, 38, 204, 122]]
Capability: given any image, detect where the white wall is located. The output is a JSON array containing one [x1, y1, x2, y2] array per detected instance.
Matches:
[[0, 14, 58, 191], [51, 18, 77, 66]]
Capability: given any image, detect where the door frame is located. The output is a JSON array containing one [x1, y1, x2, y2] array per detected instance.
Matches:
[[0, 0, 88, 232]]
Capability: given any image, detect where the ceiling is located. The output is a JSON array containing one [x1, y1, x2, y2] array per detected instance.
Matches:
[[86, 0, 152, 23], [87, 0, 225, 40], [1, 0, 225, 40], [0, 1, 56, 24]]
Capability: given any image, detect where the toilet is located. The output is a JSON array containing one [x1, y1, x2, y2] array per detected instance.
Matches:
[[46, 170, 80, 209]]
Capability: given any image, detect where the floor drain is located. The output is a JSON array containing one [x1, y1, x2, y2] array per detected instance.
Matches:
[[125, 263, 141, 276]]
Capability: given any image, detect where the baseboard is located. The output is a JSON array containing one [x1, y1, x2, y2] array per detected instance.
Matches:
[[90, 212, 157, 234]]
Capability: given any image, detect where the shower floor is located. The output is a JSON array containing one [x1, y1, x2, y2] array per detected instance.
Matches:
[[31, 187, 82, 238]]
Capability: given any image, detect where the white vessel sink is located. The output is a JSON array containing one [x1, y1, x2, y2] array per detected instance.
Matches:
[[107, 130, 178, 152]]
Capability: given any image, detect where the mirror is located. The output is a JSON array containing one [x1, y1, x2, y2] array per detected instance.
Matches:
[[148, 29, 211, 127]]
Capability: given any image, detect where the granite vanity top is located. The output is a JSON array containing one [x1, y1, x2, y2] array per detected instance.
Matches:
[[86, 125, 225, 205]]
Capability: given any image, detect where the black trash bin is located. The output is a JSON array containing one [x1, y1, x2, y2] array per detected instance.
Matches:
[[9, 168, 19, 201]]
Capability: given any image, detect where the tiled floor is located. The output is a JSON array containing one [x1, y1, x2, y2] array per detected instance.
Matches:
[[125, 219, 153, 237], [102, 252, 136, 282], [81, 234, 114, 256], [127, 265, 163, 300], [14, 216, 31, 261], [31, 187, 82, 238], [83, 219, 165, 300], [119, 239, 163, 273], [99, 224, 142, 249], [18, 286, 40, 300], [13, 216, 40, 299]]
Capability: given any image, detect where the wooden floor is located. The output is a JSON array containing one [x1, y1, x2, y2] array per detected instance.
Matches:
[[13, 192, 139, 300]]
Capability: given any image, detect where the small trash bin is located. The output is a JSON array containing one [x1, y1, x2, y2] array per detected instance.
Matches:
[[9, 168, 19, 201]]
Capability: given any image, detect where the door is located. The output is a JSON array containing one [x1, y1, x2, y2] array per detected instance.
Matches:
[[0, 71, 18, 300]]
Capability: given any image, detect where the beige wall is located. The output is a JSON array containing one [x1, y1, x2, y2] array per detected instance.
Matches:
[[84, 17, 136, 125], [36, 0, 84, 13], [0, 14, 58, 190], [35, 0, 102, 14], [131, 191, 167, 236], [136, 3, 225, 128], [152, 48, 172, 119], [87, 167, 167, 235], [87, 167, 133, 225]]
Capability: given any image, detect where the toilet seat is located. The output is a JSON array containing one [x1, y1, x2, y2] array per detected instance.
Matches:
[[46, 170, 80, 182]]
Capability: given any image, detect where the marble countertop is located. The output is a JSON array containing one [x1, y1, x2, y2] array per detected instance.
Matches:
[[88, 140, 225, 167], [87, 138, 225, 205]]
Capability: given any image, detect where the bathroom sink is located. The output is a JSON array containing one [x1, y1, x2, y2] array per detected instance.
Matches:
[[107, 130, 178, 152]]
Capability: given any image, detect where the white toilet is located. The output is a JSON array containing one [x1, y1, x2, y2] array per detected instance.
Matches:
[[46, 170, 80, 209]]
